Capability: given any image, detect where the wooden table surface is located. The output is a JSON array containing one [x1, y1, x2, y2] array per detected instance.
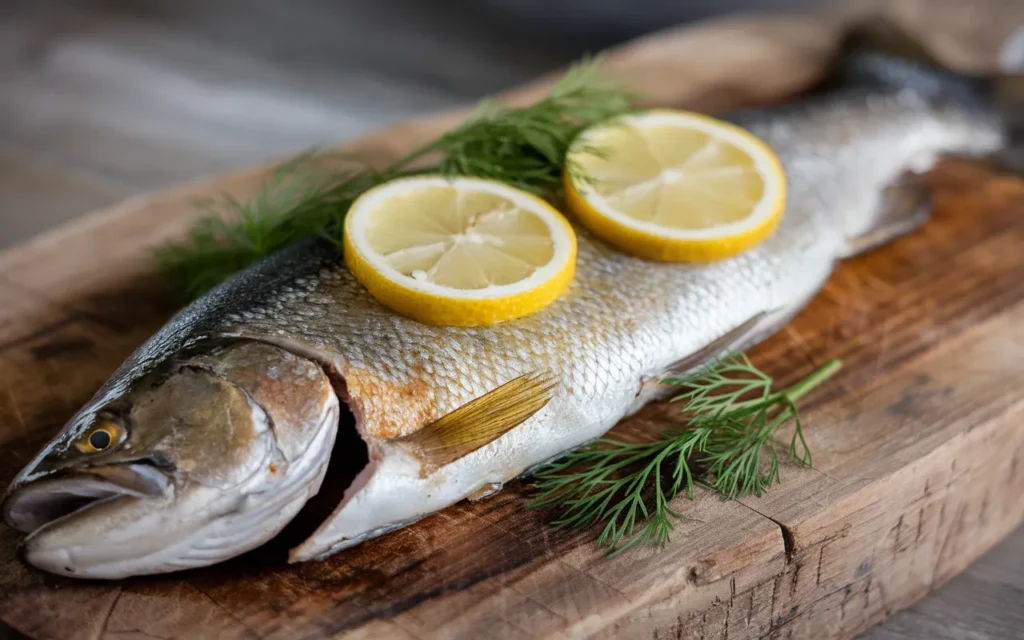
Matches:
[[0, 1, 1022, 638]]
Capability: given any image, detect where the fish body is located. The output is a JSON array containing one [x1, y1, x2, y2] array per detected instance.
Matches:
[[2, 45, 1014, 578]]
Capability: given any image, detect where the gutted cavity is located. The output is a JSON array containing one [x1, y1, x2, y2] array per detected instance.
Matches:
[[275, 363, 369, 549]]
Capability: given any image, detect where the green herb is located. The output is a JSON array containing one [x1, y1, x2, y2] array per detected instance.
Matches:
[[155, 58, 636, 303], [529, 356, 842, 555]]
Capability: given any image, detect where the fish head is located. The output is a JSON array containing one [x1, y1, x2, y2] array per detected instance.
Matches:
[[2, 342, 339, 579]]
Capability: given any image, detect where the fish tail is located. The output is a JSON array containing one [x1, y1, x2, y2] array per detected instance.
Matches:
[[840, 175, 931, 258], [994, 28, 1024, 172], [829, 19, 992, 102], [835, 19, 1024, 175], [826, 22, 1024, 259]]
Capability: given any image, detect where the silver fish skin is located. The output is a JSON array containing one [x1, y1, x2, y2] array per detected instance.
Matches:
[[1, 50, 1010, 578]]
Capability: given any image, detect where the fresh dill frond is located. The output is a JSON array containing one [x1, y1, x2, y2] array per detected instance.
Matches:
[[155, 57, 637, 303], [530, 356, 842, 554], [154, 154, 375, 301]]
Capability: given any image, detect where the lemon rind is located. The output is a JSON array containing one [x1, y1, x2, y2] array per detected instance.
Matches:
[[344, 175, 577, 326], [565, 109, 786, 262]]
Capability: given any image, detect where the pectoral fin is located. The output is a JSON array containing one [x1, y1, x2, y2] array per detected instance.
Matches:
[[841, 176, 931, 258], [397, 372, 557, 472], [664, 312, 768, 377], [635, 311, 774, 403]]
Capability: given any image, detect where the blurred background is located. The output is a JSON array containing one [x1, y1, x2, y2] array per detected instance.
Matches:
[[0, 0, 913, 248], [2, 0, 1023, 247], [2, 0, 1023, 249], [0, 1, 1021, 638]]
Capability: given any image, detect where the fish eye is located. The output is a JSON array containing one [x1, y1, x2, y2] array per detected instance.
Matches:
[[74, 421, 124, 454]]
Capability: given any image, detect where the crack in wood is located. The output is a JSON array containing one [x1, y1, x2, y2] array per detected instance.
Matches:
[[932, 501, 967, 591], [187, 584, 263, 639], [92, 588, 123, 640], [815, 545, 824, 587], [109, 627, 171, 640], [915, 506, 925, 545], [876, 579, 892, 618], [892, 514, 905, 556], [746, 589, 755, 628], [458, 505, 628, 606], [789, 562, 801, 599], [770, 576, 780, 624]]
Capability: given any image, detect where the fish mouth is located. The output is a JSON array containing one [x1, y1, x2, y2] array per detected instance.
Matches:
[[2, 462, 171, 534]]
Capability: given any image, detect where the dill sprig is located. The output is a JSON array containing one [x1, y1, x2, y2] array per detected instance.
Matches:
[[155, 58, 636, 303], [529, 356, 842, 555]]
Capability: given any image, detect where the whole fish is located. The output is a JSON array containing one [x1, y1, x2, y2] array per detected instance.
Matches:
[[3, 31, 1021, 579]]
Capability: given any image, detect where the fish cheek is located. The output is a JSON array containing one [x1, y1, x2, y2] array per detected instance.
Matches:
[[186, 342, 335, 463], [126, 369, 269, 488]]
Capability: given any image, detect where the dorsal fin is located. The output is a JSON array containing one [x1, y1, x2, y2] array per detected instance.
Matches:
[[396, 372, 557, 473]]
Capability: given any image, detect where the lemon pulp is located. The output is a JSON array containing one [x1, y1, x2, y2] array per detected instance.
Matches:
[[565, 109, 786, 262], [344, 176, 576, 326]]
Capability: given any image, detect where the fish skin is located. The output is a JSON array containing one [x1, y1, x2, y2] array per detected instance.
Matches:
[[1, 51, 1008, 576]]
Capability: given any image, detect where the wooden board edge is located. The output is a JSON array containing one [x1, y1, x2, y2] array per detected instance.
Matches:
[[634, 405, 1024, 639], [595, 303, 1024, 639]]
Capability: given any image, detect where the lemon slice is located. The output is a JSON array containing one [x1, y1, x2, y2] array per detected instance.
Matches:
[[344, 176, 576, 326], [564, 109, 786, 262]]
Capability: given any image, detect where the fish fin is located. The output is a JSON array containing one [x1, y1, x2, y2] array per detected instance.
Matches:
[[841, 176, 931, 258], [837, 20, 1024, 176], [397, 372, 557, 472], [955, 34, 1024, 175], [992, 72, 1024, 174], [659, 311, 769, 380], [827, 18, 987, 99], [839, 18, 944, 68]]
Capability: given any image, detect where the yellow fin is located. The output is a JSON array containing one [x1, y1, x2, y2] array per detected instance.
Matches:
[[397, 372, 557, 472]]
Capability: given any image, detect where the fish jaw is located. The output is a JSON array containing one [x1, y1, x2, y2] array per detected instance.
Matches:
[[3, 464, 170, 534]]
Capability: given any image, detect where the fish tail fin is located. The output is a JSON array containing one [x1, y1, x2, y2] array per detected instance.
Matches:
[[834, 19, 1024, 175], [656, 306, 804, 380], [994, 27, 1024, 173], [829, 18, 990, 100], [830, 20, 1024, 259], [840, 174, 932, 258]]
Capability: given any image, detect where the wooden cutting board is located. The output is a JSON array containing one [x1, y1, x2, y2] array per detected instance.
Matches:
[[1, 8, 1023, 640]]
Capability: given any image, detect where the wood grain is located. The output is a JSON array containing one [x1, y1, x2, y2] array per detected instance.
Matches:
[[863, 528, 1024, 639], [1, 7, 1023, 640], [0, 148, 125, 250]]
